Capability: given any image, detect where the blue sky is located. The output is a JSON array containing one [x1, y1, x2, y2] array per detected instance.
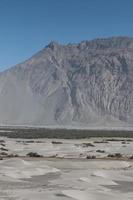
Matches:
[[0, 0, 133, 70]]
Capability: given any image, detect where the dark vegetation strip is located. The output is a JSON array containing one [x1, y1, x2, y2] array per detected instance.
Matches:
[[0, 127, 133, 139]]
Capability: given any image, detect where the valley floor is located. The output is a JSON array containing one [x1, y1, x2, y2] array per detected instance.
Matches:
[[0, 136, 133, 199]]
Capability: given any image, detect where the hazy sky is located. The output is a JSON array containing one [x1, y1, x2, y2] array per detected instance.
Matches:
[[0, 0, 133, 70]]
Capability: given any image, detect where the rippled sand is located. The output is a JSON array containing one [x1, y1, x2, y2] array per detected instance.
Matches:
[[1, 137, 133, 199], [0, 158, 133, 200]]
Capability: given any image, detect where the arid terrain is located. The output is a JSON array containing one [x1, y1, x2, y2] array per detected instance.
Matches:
[[0, 130, 133, 200], [1, 0, 133, 199]]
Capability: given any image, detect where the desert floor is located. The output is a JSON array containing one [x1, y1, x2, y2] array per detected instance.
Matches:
[[0, 136, 133, 200]]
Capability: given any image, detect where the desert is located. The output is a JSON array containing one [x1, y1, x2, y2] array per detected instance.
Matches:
[[0, 130, 133, 200]]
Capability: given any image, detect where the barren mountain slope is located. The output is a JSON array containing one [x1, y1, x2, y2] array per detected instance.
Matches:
[[0, 37, 133, 127]]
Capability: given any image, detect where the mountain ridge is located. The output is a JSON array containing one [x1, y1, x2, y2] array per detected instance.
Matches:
[[0, 36, 133, 127]]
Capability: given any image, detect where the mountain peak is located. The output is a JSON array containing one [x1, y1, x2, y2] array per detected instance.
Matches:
[[45, 37, 133, 52], [46, 41, 61, 50]]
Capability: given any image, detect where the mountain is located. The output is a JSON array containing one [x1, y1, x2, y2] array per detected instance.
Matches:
[[1, 36, 133, 128]]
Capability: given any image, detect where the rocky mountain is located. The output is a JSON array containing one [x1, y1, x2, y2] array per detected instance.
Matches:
[[0, 37, 133, 128]]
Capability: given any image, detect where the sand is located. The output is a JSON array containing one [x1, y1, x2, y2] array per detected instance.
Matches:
[[1, 137, 133, 199], [0, 158, 133, 199]]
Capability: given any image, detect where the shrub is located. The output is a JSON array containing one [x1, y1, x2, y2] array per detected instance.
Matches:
[[26, 152, 43, 157]]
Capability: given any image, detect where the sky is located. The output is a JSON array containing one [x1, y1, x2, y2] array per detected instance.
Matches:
[[0, 0, 133, 70]]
